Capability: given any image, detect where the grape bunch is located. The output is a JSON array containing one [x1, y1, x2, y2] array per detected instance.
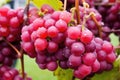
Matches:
[[0, 6, 24, 42], [21, 5, 116, 79], [0, 41, 19, 66], [97, 2, 120, 38], [76, 6, 111, 41], [66, 27, 116, 79], [28, 4, 54, 24], [0, 65, 32, 80]]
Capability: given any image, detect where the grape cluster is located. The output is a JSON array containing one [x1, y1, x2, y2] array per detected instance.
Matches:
[[66, 27, 116, 79], [28, 4, 54, 24], [21, 5, 116, 79], [21, 7, 71, 70], [0, 65, 32, 80], [0, 6, 24, 42], [97, 2, 120, 38], [0, 41, 19, 66], [76, 6, 111, 41]]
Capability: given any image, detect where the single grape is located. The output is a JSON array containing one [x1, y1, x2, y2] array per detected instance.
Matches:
[[68, 54, 82, 67], [92, 60, 100, 72], [80, 29, 93, 44], [59, 11, 72, 23], [47, 41, 58, 53], [47, 61, 58, 71], [47, 26, 59, 38], [34, 38, 48, 51], [36, 27, 47, 39], [44, 19, 55, 28], [67, 27, 81, 40], [55, 19, 67, 32], [71, 42, 85, 56], [82, 53, 96, 66]]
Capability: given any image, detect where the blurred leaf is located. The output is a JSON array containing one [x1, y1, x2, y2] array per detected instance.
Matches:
[[54, 67, 73, 80], [31, 0, 63, 10], [116, 48, 120, 55], [110, 33, 119, 46], [114, 55, 120, 67], [6, 0, 11, 3], [92, 68, 120, 80], [0, 0, 6, 7]]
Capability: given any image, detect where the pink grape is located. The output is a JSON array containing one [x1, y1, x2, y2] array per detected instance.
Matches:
[[47, 26, 59, 38], [80, 29, 93, 44], [106, 52, 116, 63], [67, 27, 81, 40], [71, 42, 85, 56], [51, 11, 61, 20], [102, 41, 113, 53], [9, 17, 20, 28], [36, 27, 47, 39], [92, 60, 100, 72], [32, 18, 44, 30], [68, 55, 81, 67], [55, 19, 67, 32], [47, 61, 58, 71], [59, 11, 72, 23], [47, 41, 58, 53], [34, 38, 48, 51], [82, 53, 96, 66]]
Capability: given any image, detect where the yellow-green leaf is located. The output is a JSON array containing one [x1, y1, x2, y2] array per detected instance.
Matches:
[[31, 0, 63, 10], [0, 0, 6, 7], [54, 67, 73, 80]]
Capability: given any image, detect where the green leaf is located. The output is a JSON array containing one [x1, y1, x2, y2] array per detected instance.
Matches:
[[91, 68, 120, 80], [54, 67, 73, 80], [116, 48, 120, 55], [31, 0, 63, 10]]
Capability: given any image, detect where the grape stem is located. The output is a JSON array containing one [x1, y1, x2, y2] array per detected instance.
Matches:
[[3, 38, 22, 58], [81, 1, 89, 31], [90, 13, 102, 38], [23, 0, 30, 25], [72, 76, 75, 80], [63, 0, 67, 11], [115, 46, 120, 50], [75, 0, 80, 24], [82, 0, 85, 3], [83, 77, 91, 80], [20, 0, 31, 79], [20, 50, 25, 79], [103, 29, 120, 33]]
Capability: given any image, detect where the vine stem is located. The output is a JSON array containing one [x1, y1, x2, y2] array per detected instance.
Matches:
[[81, 0, 89, 30], [82, 0, 85, 2], [23, 0, 30, 25], [103, 29, 120, 33], [63, 0, 67, 11], [90, 13, 102, 38], [3, 38, 21, 58], [83, 77, 91, 80], [75, 0, 80, 24], [72, 76, 75, 80], [20, 0, 31, 79], [115, 45, 120, 50], [20, 49, 25, 79]]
